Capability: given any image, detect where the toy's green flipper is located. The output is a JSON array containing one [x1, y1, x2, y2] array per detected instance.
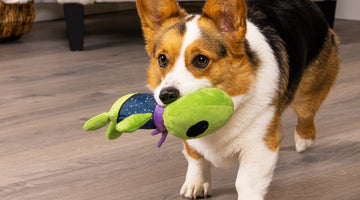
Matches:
[[83, 112, 110, 131], [115, 113, 153, 133], [106, 122, 123, 140], [83, 93, 155, 141]]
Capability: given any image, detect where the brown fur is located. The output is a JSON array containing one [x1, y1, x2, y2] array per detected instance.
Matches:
[[263, 29, 340, 151], [184, 140, 203, 159], [186, 0, 255, 97], [202, 0, 247, 55], [180, 16, 255, 96], [264, 111, 281, 152], [136, 0, 186, 53], [136, 0, 188, 89], [147, 22, 186, 88], [292, 29, 340, 141]]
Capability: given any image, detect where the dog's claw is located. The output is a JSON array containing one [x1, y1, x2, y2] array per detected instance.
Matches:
[[181, 181, 211, 199]]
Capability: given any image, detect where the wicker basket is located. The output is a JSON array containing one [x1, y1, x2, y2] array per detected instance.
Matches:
[[0, 1, 35, 42]]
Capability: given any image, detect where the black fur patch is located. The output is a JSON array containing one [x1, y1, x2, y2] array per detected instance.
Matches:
[[164, 22, 187, 36], [331, 34, 336, 46], [244, 39, 260, 66], [169, 10, 181, 19], [219, 44, 228, 59], [152, 44, 157, 57], [177, 22, 186, 35], [246, 0, 329, 105], [185, 15, 196, 22], [200, 31, 228, 59], [152, 22, 187, 57]]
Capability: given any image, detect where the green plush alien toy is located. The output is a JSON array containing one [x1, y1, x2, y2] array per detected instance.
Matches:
[[83, 88, 234, 147]]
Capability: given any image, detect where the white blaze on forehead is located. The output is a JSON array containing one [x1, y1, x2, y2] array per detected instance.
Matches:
[[180, 15, 201, 58], [154, 15, 213, 106]]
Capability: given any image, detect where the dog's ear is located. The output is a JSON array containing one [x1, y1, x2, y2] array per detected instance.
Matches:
[[203, 0, 247, 55], [136, 0, 186, 55]]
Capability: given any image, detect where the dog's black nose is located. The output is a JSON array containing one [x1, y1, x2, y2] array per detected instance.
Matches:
[[159, 87, 180, 105]]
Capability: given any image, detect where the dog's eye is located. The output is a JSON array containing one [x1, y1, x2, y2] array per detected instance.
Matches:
[[193, 55, 209, 69], [158, 54, 168, 68]]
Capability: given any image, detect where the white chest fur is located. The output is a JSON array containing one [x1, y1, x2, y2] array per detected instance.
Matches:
[[186, 21, 280, 168]]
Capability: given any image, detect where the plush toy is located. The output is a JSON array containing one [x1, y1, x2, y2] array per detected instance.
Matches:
[[83, 88, 234, 147]]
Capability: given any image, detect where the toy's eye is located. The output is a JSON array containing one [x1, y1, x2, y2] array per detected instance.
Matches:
[[158, 54, 168, 68], [193, 54, 209, 69], [186, 120, 209, 137]]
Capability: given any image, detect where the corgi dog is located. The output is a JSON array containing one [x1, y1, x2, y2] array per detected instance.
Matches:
[[136, 0, 340, 199]]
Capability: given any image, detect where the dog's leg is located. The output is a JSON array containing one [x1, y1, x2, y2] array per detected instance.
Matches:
[[292, 29, 339, 153], [180, 141, 211, 199], [236, 143, 278, 200]]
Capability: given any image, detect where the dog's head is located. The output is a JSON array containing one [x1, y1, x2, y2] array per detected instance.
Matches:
[[137, 0, 254, 106]]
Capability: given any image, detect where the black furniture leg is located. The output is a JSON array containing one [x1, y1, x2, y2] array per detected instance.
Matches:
[[315, 0, 337, 28], [63, 3, 84, 51]]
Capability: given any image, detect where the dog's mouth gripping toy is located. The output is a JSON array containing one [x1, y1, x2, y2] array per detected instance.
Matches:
[[83, 88, 234, 147]]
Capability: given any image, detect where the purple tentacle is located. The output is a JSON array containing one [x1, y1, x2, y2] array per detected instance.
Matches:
[[157, 131, 168, 148], [152, 104, 169, 147], [151, 130, 160, 136]]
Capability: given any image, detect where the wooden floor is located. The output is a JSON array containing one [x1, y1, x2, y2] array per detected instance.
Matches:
[[1, 10, 359, 200]]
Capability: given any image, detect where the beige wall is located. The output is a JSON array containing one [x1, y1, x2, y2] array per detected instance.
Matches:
[[335, 0, 360, 21]]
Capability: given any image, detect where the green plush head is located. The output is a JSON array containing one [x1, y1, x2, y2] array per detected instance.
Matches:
[[163, 88, 234, 140]]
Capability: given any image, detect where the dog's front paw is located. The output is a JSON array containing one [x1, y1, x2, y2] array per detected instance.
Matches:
[[180, 180, 211, 199]]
